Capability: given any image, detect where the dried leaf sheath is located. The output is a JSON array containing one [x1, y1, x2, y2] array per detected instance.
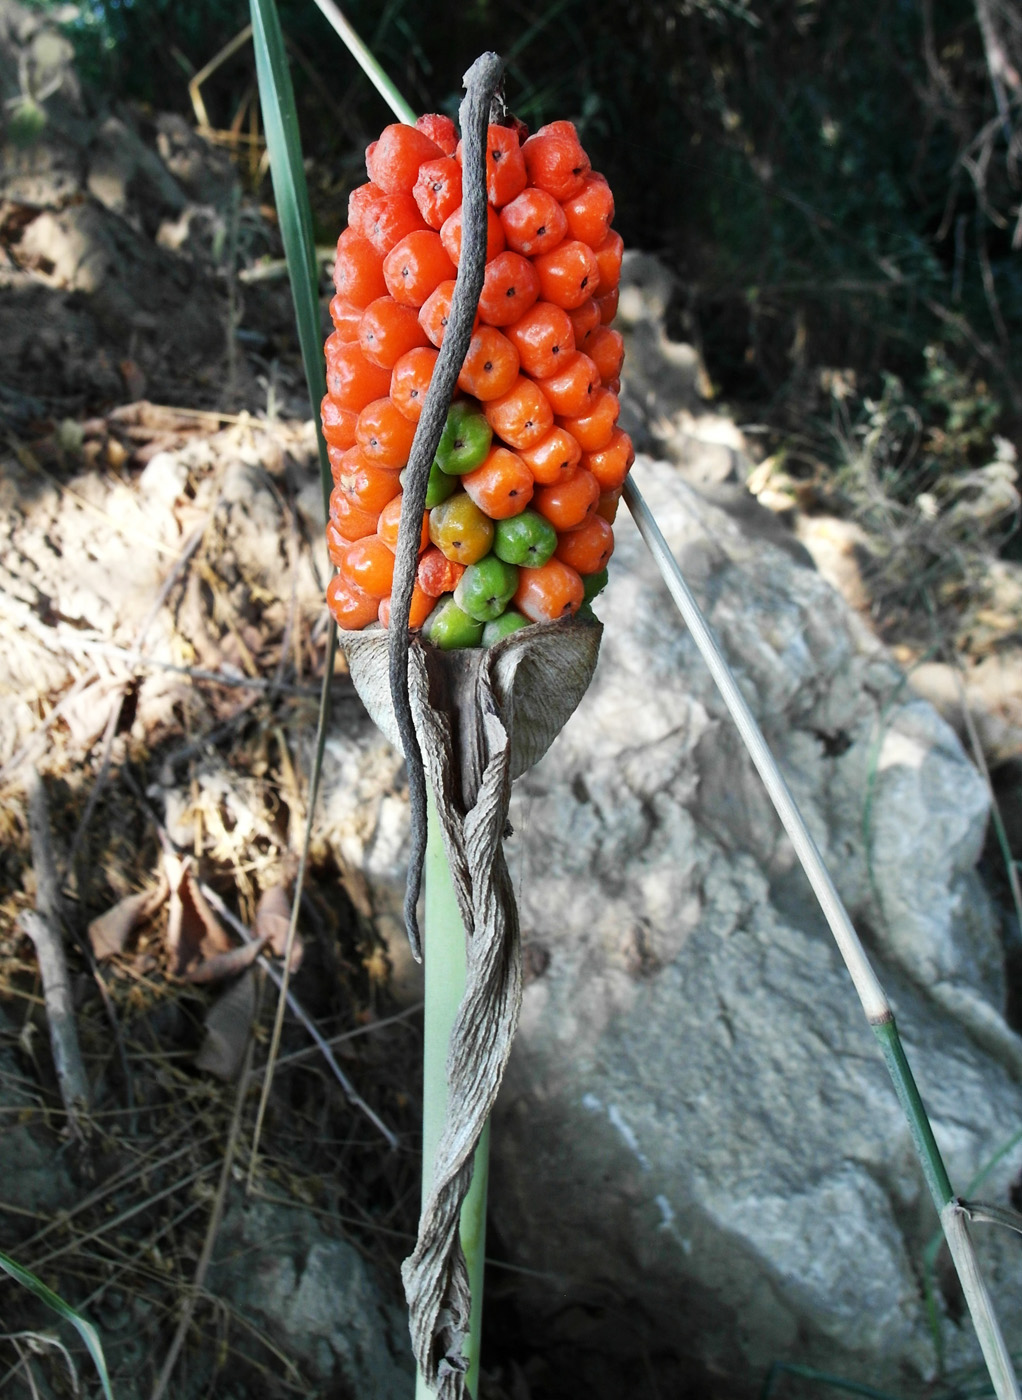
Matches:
[[338, 616, 600, 1393]]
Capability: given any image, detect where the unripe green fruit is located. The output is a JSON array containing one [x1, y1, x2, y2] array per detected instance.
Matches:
[[482, 609, 530, 646], [582, 566, 609, 603], [454, 554, 519, 622], [492, 509, 558, 568], [435, 400, 492, 475], [424, 595, 484, 649]]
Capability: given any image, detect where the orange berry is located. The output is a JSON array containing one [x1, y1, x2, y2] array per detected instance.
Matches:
[[534, 119, 583, 142], [352, 397, 417, 473], [415, 112, 458, 156], [390, 346, 439, 421], [457, 124, 527, 207], [326, 572, 380, 629], [366, 123, 444, 194], [596, 287, 619, 324], [384, 230, 456, 307], [321, 394, 358, 449], [586, 325, 624, 384], [342, 533, 396, 598], [324, 338, 392, 411], [462, 445, 535, 518], [505, 301, 576, 379], [499, 187, 567, 258], [559, 386, 619, 453], [359, 296, 431, 369], [533, 468, 600, 531], [477, 251, 541, 327], [417, 546, 466, 598], [440, 203, 506, 267], [356, 397, 418, 468], [561, 174, 615, 248], [483, 376, 554, 449], [532, 239, 601, 310], [581, 426, 635, 491], [593, 229, 624, 295], [417, 279, 458, 347], [333, 231, 388, 308], [554, 512, 614, 574], [329, 447, 403, 511], [536, 351, 599, 417], [412, 156, 463, 229], [377, 493, 430, 552], [518, 426, 581, 485], [566, 297, 601, 349], [596, 487, 623, 523], [328, 296, 364, 341], [362, 192, 428, 256], [327, 497, 378, 545], [513, 557, 585, 622], [378, 582, 435, 629], [347, 183, 387, 237], [457, 326, 520, 401], [521, 130, 591, 201]]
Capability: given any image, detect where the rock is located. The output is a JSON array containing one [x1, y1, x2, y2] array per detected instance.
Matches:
[[319, 455, 1022, 1395], [208, 1196, 414, 1397]]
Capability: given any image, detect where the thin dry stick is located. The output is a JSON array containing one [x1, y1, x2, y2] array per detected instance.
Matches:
[[20, 911, 89, 1132], [386, 53, 503, 958], [22, 773, 89, 1133], [0, 668, 99, 786], [149, 1036, 255, 1400], [200, 881, 399, 1148]]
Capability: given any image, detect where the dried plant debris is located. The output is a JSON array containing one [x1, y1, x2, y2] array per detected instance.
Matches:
[[88, 870, 170, 959]]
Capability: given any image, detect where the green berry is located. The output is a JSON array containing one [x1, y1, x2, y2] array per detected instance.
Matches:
[[492, 509, 558, 569], [435, 400, 492, 476], [454, 554, 519, 622], [482, 610, 530, 646], [424, 595, 484, 649], [582, 566, 609, 603]]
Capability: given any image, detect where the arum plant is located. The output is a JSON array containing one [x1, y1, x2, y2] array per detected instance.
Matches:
[[251, 5, 1022, 1398]]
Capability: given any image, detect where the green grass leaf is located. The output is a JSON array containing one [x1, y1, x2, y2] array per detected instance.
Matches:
[[250, 0, 332, 511], [0, 1248, 114, 1400]]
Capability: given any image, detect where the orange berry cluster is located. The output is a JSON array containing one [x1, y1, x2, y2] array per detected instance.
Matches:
[[321, 112, 634, 646]]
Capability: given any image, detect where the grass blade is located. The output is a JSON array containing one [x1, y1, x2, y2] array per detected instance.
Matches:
[[0, 1249, 114, 1400], [250, 0, 331, 511], [248, 0, 340, 1183]]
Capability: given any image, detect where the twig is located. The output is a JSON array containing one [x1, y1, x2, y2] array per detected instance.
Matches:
[[19, 912, 89, 1135], [388, 51, 503, 958], [0, 668, 99, 787], [149, 1036, 255, 1400], [199, 881, 400, 1149]]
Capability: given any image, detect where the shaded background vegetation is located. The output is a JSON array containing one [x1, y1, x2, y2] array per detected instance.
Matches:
[[28, 0, 1022, 506]]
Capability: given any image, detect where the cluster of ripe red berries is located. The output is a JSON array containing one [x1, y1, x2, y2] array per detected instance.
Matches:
[[322, 111, 633, 646]]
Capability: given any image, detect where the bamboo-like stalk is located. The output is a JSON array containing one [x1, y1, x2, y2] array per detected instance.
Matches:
[[416, 792, 489, 1399], [623, 472, 1021, 1400]]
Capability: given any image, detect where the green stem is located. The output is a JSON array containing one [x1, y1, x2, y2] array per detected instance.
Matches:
[[871, 1017, 953, 1211], [416, 790, 489, 1398]]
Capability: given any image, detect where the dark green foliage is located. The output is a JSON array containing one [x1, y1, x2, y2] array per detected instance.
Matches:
[[33, 0, 1022, 453]]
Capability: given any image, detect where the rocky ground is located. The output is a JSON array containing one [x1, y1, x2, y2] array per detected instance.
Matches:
[[2, 4, 1022, 1399]]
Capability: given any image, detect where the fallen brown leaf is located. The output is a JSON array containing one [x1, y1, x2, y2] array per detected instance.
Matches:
[[88, 871, 169, 959], [184, 935, 268, 984], [195, 969, 255, 1081], [164, 853, 231, 977], [254, 884, 302, 970]]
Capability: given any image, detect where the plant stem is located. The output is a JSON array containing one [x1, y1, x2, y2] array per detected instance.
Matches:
[[416, 790, 489, 1398]]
